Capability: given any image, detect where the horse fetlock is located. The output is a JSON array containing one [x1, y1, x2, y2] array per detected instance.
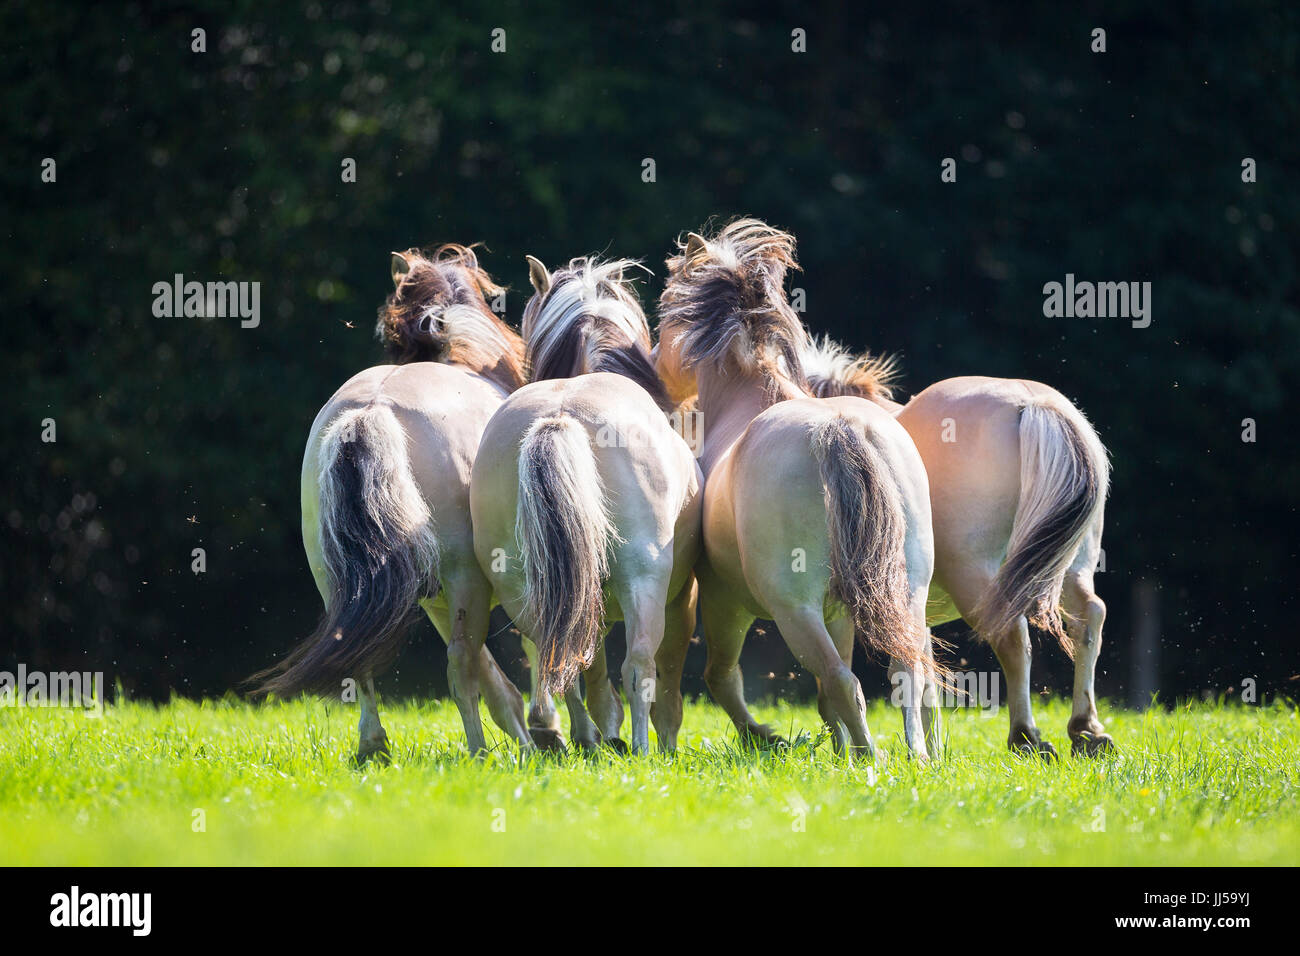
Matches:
[[527, 703, 562, 734]]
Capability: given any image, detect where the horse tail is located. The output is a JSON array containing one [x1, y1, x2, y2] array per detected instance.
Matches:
[[975, 397, 1109, 652], [515, 415, 616, 697], [249, 404, 438, 698], [812, 415, 925, 674]]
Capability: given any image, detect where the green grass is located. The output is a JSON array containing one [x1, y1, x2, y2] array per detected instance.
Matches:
[[1, 695, 1296, 865]]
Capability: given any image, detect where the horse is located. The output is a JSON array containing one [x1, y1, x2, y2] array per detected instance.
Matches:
[[801, 335, 1111, 757], [654, 220, 937, 761], [250, 244, 535, 759], [471, 255, 702, 754]]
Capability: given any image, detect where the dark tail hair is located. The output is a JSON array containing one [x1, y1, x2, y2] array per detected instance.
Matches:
[[975, 398, 1110, 652], [514, 415, 616, 697], [812, 416, 926, 674], [249, 405, 438, 698]]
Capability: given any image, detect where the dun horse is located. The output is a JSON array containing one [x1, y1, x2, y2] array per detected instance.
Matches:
[[471, 256, 701, 754], [802, 335, 1111, 757], [250, 245, 534, 758], [654, 220, 936, 760]]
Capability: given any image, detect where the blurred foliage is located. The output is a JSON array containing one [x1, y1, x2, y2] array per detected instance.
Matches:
[[2, 1, 1297, 700]]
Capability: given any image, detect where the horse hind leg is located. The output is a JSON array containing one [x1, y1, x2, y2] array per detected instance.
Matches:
[[700, 588, 785, 748], [992, 615, 1056, 760], [519, 635, 566, 751], [771, 604, 875, 761], [651, 575, 696, 753], [887, 652, 931, 762], [475, 646, 530, 750], [819, 615, 854, 756], [584, 638, 625, 752], [1063, 571, 1113, 756], [423, 598, 530, 749], [619, 583, 670, 755], [517, 633, 601, 753], [949, 563, 1055, 759], [444, 604, 488, 755], [562, 680, 602, 753], [305, 484, 395, 763], [919, 629, 943, 759], [322, 544, 388, 763], [357, 675, 390, 764]]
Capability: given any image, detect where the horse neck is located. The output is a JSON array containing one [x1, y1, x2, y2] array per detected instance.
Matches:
[[451, 332, 526, 395], [586, 341, 674, 413], [695, 368, 805, 477]]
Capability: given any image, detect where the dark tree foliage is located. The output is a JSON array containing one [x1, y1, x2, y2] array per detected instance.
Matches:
[[3, 1, 1297, 702]]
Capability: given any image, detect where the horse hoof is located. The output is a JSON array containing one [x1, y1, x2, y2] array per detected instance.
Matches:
[[1071, 732, 1115, 757], [1009, 731, 1056, 762], [605, 737, 629, 755], [528, 727, 567, 752], [739, 725, 787, 751], [356, 738, 391, 766]]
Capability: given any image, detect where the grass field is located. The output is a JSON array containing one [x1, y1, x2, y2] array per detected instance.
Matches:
[[1, 694, 1296, 866]]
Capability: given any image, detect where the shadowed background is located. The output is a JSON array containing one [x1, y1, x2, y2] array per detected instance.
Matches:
[[5, 1, 1297, 708]]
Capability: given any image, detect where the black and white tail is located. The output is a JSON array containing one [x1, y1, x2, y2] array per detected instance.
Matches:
[[514, 415, 616, 698], [976, 398, 1109, 651], [250, 405, 438, 697]]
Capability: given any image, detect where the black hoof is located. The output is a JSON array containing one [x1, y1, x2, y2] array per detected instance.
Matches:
[[605, 737, 629, 755], [356, 738, 391, 766], [528, 727, 567, 752], [740, 727, 788, 752], [1009, 730, 1057, 762], [1071, 732, 1115, 757]]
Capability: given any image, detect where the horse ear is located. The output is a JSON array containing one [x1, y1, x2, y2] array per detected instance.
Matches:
[[390, 252, 412, 287], [525, 255, 551, 295], [684, 232, 708, 259]]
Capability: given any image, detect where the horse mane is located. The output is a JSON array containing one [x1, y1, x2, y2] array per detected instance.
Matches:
[[523, 256, 673, 412], [801, 334, 900, 402], [658, 218, 811, 396], [375, 243, 526, 390]]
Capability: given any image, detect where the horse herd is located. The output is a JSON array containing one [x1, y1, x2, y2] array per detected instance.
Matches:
[[250, 218, 1112, 765]]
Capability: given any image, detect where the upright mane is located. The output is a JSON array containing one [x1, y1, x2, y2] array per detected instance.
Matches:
[[658, 218, 811, 395], [801, 334, 900, 403], [376, 243, 526, 390], [523, 256, 673, 412]]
